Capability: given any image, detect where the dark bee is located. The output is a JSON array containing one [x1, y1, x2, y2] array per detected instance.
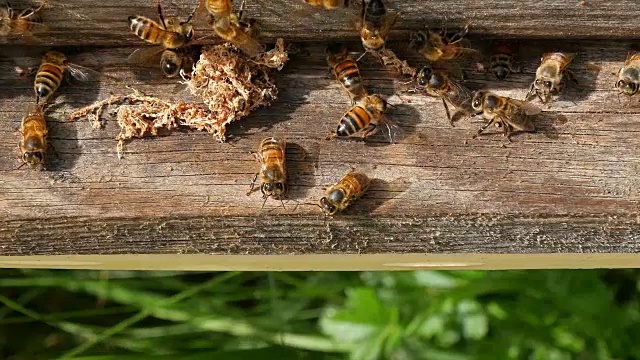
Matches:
[[416, 66, 473, 126], [471, 91, 540, 140], [489, 40, 521, 80], [319, 170, 371, 215]]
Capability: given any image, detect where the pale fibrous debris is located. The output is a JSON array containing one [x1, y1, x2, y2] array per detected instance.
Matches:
[[68, 39, 289, 157], [377, 48, 416, 78]]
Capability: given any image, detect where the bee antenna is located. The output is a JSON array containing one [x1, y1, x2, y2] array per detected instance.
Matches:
[[280, 198, 286, 210], [15, 162, 26, 170], [356, 50, 369, 62], [261, 196, 269, 210]]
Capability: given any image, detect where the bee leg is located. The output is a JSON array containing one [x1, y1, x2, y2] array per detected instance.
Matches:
[[472, 118, 498, 139], [448, 24, 469, 44], [360, 124, 378, 139], [525, 82, 536, 101], [441, 99, 453, 126], [156, 2, 167, 29], [566, 70, 579, 87], [247, 172, 259, 196]]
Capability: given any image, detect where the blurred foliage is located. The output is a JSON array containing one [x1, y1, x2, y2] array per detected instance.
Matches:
[[0, 269, 639, 359]]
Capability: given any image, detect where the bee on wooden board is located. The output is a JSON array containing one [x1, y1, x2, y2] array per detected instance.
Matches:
[[128, 3, 195, 77], [409, 24, 477, 63], [319, 170, 371, 216], [303, 0, 350, 9], [326, 43, 367, 103], [489, 40, 521, 80], [18, 103, 47, 169], [355, 0, 399, 53], [0, 0, 47, 38], [416, 66, 473, 126], [615, 52, 640, 97], [471, 91, 540, 140], [525, 52, 575, 103], [34, 50, 97, 105], [197, 0, 234, 20], [247, 137, 287, 208], [328, 94, 399, 142]]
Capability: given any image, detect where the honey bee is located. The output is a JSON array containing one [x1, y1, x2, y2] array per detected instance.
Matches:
[[247, 137, 287, 208], [409, 24, 477, 63], [355, 0, 399, 53], [329, 94, 398, 141], [0, 1, 47, 38], [128, 4, 195, 77], [199, 0, 234, 19], [416, 66, 473, 126], [525, 52, 575, 103], [489, 40, 521, 80], [19, 103, 47, 169], [303, 0, 349, 9], [212, 15, 264, 57], [319, 170, 371, 216], [471, 91, 540, 140], [326, 43, 367, 103], [34, 50, 97, 105], [615, 52, 640, 97]]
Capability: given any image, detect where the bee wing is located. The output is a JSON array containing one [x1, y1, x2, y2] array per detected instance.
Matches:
[[380, 115, 405, 144], [127, 46, 164, 66], [508, 98, 542, 116], [232, 32, 264, 58], [378, 12, 399, 37], [65, 62, 100, 82], [440, 77, 473, 111]]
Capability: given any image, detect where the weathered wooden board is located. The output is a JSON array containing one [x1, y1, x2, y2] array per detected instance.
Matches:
[[0, 0, 638, 47], [1, 25, 640, 269]]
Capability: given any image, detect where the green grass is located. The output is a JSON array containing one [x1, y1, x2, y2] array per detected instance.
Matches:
[[0, 269, 639, 359]]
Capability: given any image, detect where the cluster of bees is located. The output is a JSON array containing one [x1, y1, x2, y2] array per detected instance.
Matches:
[[4, 0, 640, 215]]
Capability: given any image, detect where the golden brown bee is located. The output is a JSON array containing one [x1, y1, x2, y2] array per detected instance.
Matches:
[[489, 40, 521, 80], [0, 1, 47, 38], [247, 137, 287, 208], [303, 0, 349, 9], [525, 52, 575, 103], [355, 0, 398, 52], [326, 43, 367, 103], [201, 0, 233, 19], [471, 91, 540, 140], [212, 16, 264, 57], [416, 66, 473, 126], [34, 50, 97, 105], [615, 52, 640, 97], [409, 24, 477, 63], [19, 103, 47, 169], [329, 94, 398, 141], [319, 170, 371, 215], [128, 4, 195, 77]]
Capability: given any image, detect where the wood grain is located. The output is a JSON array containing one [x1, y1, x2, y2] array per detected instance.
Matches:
[[1, 31, 640, 268], [0, 0, 638, 47]]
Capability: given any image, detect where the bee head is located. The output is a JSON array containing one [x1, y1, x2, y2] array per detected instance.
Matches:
[[160, 50, 181, 77], [319, 197, 337, 216], [22, 151, 44, 168], [261, 182, 286, 198], [42, 51, 67, 65], [616, 79, 639, 96], [493, 67, 509, 81], [471, 91, 486, 114], [416, 66, 432, 87], [409, 31, 427, 50]]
